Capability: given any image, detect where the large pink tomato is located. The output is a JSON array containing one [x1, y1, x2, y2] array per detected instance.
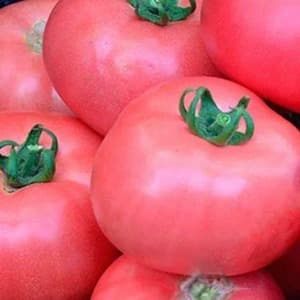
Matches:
[[0, 0, 72, 114], [43, 0, 220, 135], [91, 76, 300, 276], [201, 0, 300, 112], [0, 112, 119, 299], [92, 256, 284, 300]]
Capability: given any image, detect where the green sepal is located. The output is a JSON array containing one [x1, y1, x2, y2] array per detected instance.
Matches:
[[128, 0, 196, 25], [179, 87, 255, 146], [0, 124, 58, 189]]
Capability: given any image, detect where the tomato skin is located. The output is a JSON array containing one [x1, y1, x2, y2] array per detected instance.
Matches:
[[43, 0, 220, 135], [91, 76, 300, 276], [200, 0, 300, 112], [0, 0, 72, 114], [0, 112, 119, 299], [92, 256, 182, 300], [92, 256, 284, 300]]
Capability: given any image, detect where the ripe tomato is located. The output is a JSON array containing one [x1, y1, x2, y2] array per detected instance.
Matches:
[[270, 241, 300, 299], [0, 112, 119, 299], [92, 256, 284, 300], [91, 76, 300, 276], [201, 0, 300, 112], [0, 0, 72, 114], [43, 0, 220, 135]]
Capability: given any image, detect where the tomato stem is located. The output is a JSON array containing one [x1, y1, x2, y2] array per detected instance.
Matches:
[[178, 275, 233, 300], [128, 0, 196, 26], [179, 87, 255, 146], [25, 20, 46, 54], [0, 124, 58, 189]]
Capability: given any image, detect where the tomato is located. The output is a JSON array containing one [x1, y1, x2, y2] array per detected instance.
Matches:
[[92, 256, 284, 300], [0, 0, 72, 114], [0, 112, 119, 300], [43, 0, 220, 135], [91, 76, 300, 276], [269, 241, 300, 299], [200, 0, 300, 112]]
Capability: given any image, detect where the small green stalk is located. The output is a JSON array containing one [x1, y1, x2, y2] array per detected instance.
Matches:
[[179, 87, 255, 146], [0, 124, 58, 189], [178, 275, 233, 300], [128, 0, 196, 25], [25, 20, 46, 54]]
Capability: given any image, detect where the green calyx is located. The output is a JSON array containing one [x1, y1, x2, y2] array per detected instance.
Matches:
[[0, 124, 58, 189], [178, 275, 233, 300], [128, 0, 196, 26], [179, 87, 255, 146]]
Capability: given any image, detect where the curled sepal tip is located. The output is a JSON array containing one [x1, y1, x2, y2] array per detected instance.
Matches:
[[0, 124, 58, 189], [179, 87, 255, 146], [128, 0, 196, 26]]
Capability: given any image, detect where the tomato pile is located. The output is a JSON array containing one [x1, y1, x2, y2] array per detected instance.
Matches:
[[0, 0, 299, 299]]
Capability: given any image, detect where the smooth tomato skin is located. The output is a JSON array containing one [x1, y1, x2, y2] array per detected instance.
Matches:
[[43, 0, 220, 135], [92, 256, 284, 300], [269, 241, 300, 299], [0, 113, 119, 299], [91, 76, 300, 276], [92, 256, 182, 300], [201, 0, 300, 112], [0, 0, 72, 114], [0, 183, 118, 300]]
